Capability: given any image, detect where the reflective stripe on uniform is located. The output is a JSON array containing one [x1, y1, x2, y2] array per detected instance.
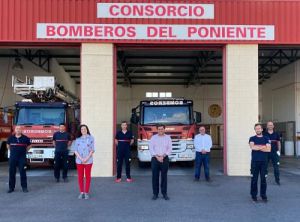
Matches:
[[9, 143, 27, 146]]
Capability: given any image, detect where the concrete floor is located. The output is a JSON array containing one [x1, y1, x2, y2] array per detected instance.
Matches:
[[0, 157, 299, 222]]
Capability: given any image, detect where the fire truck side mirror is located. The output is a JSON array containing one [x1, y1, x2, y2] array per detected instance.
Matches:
[[3, 108, 8, 124], [131, 113, 139, 124], [194, 112, 201, 124]]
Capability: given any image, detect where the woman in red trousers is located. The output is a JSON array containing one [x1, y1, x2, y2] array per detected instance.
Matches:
[[73, 124, 95, 199]]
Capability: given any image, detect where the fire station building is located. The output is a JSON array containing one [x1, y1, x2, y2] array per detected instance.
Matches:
[[1, 0, 300, 177]]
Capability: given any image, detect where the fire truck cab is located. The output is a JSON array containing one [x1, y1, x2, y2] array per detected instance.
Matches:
[[10, 75, 79, 167], [131, 99, 201, 166], [0, 108, 13, 161]]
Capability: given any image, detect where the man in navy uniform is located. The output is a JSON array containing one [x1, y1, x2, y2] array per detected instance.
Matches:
[[249, 123, 271, 202], [115, 121, 134, 183], [264, 121, 281, 185], [7, 125, 31, 193], [53, 123, 71, 182]]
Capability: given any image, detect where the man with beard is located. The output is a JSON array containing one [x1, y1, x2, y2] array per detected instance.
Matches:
[[249, 123, 271, 202]]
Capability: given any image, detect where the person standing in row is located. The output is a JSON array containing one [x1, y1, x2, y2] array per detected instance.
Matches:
[[249, 123, 271, 202], [194, 126, 212, 182], [73, 124, 95, 200], [53, 123, 71, 183], [263, 121, 281, 185], [7, 125, 31, 193], [115, 121, 134, 183], [149, 124, 172, 200]]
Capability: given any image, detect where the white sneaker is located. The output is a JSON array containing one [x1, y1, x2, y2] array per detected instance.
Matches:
[[84, 193, 90, 199], [78, 193, 84, 199]]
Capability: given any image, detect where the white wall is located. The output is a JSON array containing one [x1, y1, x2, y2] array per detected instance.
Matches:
[[76, 84, 81, 97], [0, 57, 77, 108], [260, 61, 297, 123], [117, 84, 223, 124], [49, 58, 77, 95]]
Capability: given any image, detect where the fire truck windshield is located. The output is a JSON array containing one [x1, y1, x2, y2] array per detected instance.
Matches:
[[143, 106, 192, 125], [15, 107, 65, 125]]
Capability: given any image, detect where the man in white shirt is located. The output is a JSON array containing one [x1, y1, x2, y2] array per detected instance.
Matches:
[[193, 126, 212, 182]]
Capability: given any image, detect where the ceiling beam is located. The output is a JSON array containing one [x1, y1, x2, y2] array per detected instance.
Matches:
[[117, 76, 222, 80], [125, 64, 222, 67], [0, 54, 80, 58], [60, 62, 80, 66], [65, 69, 80, 72], [117, 82, 222, 85], [117, 70, 221, 74], [124, 56, 222, 60]]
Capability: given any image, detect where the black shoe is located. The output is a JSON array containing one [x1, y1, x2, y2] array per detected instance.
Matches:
[[56, 178, 60, 183], [163, 195, 170, 200], [252, 197, 258, 202], [152, 195, 158, 200], [276, 180, 280, 186], [261, 197, 268, 202], [206, 178, 211, 182], [22, 188, 29, 193], [63, 178, 68, 183], [7, 189, 14, 193], [194, 178, 200, 182]]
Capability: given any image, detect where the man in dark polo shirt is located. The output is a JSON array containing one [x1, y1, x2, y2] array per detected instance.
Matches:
[[263, 121, 281, 185], [249, 123, 271, 202], [7, 125, 31, 193], [114, 121, 134, 183], [53, 123, 71, 182]]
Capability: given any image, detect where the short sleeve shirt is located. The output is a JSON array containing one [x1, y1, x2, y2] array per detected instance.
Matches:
[[53, 131, 71, 152], [263, 131, 280, 152], [73, 135, 95, 164], [115, 131, 133, 149], [7, 134, 31, 158], [249, 135, 270, 161]]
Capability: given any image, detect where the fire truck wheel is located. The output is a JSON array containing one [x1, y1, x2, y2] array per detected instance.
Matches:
[[138, 161, 149, 168], [68, 155, 76, 169], [25, 164, 31, 170], [0, 143, 8, 162], [186, 161, 195, 167], [180, 161, 194, 167]]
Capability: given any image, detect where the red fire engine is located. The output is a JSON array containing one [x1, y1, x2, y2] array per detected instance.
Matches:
[[131, 99, 201, 167], [11, 76, 80, 167]]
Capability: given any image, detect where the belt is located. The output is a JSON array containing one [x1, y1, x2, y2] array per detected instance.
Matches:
[[118, 140, 131, 142], [10, 143, 27, 146]]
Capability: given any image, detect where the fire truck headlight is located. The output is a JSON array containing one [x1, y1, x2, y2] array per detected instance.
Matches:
[[186, 144, 194, 149], [139, 145, 149, 150]]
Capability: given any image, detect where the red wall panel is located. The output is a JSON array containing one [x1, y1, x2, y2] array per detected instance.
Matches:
[[0, 0, 299, 44]]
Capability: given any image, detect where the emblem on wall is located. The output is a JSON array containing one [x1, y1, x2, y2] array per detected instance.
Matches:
[[208, 104, 222, 118]]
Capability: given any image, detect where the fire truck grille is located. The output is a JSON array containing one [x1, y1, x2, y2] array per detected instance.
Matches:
[[167, 132, 183, 141], [30, 138, 53, 144]]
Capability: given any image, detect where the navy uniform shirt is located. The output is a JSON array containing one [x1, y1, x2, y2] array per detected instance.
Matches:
[[53, 131, 71, 152], [263, 131, 280, 153], [249, 135, 271, 162], [7, 134, 31, 158], [115, 131, 133, 149]]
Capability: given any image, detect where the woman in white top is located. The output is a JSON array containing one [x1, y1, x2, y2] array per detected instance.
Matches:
[[73, 124, 95, 199]]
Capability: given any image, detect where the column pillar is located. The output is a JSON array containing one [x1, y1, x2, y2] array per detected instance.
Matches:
[[81, 43, 114, 177], [225, 44, 259, 176]]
